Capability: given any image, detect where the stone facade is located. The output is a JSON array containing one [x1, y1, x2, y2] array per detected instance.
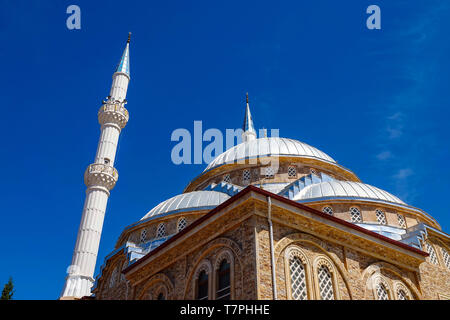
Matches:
[[93, 187, 450, 300]]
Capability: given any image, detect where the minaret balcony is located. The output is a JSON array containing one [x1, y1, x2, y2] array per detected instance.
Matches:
[[84, 163, 119, 190], [98, 102, 129, 129]]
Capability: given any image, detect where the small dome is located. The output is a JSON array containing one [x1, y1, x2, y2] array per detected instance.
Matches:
[[293, 180, 406, 205], [204, 137, 336, 172], [141, 191, 230, 220]]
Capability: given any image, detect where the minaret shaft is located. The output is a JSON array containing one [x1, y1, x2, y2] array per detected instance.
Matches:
[[60, 37, 130, 299]]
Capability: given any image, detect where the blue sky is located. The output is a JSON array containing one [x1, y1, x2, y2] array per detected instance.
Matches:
[[0, 0, 449, 299]]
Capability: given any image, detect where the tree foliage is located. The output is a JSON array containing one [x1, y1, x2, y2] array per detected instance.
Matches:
[[1, 277, 14, 300]]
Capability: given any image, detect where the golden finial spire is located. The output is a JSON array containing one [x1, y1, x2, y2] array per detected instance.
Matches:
[[127, 32, 131, 43]]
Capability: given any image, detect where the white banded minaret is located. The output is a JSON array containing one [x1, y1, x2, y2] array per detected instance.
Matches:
[[60, 34, 131, 299]]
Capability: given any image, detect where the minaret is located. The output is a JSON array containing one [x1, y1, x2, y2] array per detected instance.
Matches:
[[60, 34, 131, 299], [242, 92, 257, 142]]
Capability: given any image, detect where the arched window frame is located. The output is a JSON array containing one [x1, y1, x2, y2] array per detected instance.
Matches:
[[109, 267, 118, 288], [284, 246, 312, 300], [349, 206, 362, 223], [371, 276, 392, 300], [441, 247, 450, 270], [213, 249, 234, 300], [177, 217, 187, 232], [156, 223, 166, 239], [394, 281, 412, 300], [242, 169, 251, 184], [313, 256, 340, 300], [193, 260, 213, 300], [140, 228, 147, 244], [424, 242, 439, 265], [375, 209, 387, 225], [153, 284, 168, 300]]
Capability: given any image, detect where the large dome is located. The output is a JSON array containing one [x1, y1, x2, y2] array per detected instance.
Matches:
[[204, 137, 336, 172], [293, 180, 406, 205], [141, 191, 230, 220]]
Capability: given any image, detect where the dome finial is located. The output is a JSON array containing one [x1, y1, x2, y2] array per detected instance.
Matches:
[[127, 32, 131, 43], [246, 92, 249, 104]]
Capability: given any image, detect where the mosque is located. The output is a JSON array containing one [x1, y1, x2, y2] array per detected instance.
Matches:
[[60, 35, 450, 300]]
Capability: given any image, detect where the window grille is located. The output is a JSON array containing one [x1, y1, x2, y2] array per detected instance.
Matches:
[[310, 169, 317, 175], [322, 206, 333, 215], [223, 174, 231, 183], [350, 207, 362, 223], [397, 214, 406, 228], [397, 289, 408, 300], [289, 256, 307, 300], [288, 166, 297, 178], [442, 248, 450, 269], [376, 209, 387, 225], [140, 228, 147, 243], [425, 243, 438, 265], [376, 282, 389, 300], [242, 169, 251, 183], [156, 223, 166, 238], [265, 167, 275, 179], [178, 217, 187, 232], [318, 265, 334, 300], [216, 260, 231, 300]]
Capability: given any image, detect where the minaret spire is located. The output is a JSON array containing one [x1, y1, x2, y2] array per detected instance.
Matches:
[[60, 34, 131, 299], [242, 92, 257, 142]]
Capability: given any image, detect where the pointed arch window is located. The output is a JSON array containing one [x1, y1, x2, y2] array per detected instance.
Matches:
[[318, 265, 334, 300], [177, 217, 187, 232], [442, 248, 450, 269], [242, 169, 251, 184], [140, 228, 147, 243], [397, 214, 406, 228], [216, 260, 231, 300], [288, 165, 297, 178], [375, 282, 389, 300], [425, 242, 438, 265], [396, 289, 408, 300], [376, 209, 387, 225], [223, 174, 231, 183], [350, 207, 362, 223], [156, 223, 166, 238], [289, 255, 307, 300], [197, 270, 209, 300]]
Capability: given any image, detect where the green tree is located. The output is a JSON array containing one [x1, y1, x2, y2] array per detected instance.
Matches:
[[1, 277, 14, 300]]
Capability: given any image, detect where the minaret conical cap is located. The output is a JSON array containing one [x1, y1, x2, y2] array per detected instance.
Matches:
[[115, 33, 130, 75]]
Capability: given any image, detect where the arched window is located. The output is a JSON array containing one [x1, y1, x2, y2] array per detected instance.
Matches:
[[140, 228, 147, 243], [322, 206, 333, 216], [397, 214, 406, 228], [216, 260, 231, 300], [109, 267, 118, 288], [317, 265, 334, 300], [223, 174, 231, 183], [197, 270, 209, 300], [425, 242, 438, 265], [442, 248, 450, 269], [397, 288, 408, 300], [375, 282, 389, 300], [376, 209, 387, 225], [288, 165, 297, 178], [289, 255, 307, 300], [156, 223, 166, 238], [177, 217, 187, 232], [242, 169, 251, 184], [157, 292, 165, 300], [350, 207, 362, 223], [264, 166, 275, 179]]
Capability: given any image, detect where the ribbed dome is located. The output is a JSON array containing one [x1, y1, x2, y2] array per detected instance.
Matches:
[[204, 137, 336, 172], [141, 191, 230, 220], [293, 180, 406, 205]]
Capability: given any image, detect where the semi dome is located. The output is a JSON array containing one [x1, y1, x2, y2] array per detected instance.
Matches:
[[141, 191, 230, 220], [293, 180, 406, 205], [204, 137, 336, 172]]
